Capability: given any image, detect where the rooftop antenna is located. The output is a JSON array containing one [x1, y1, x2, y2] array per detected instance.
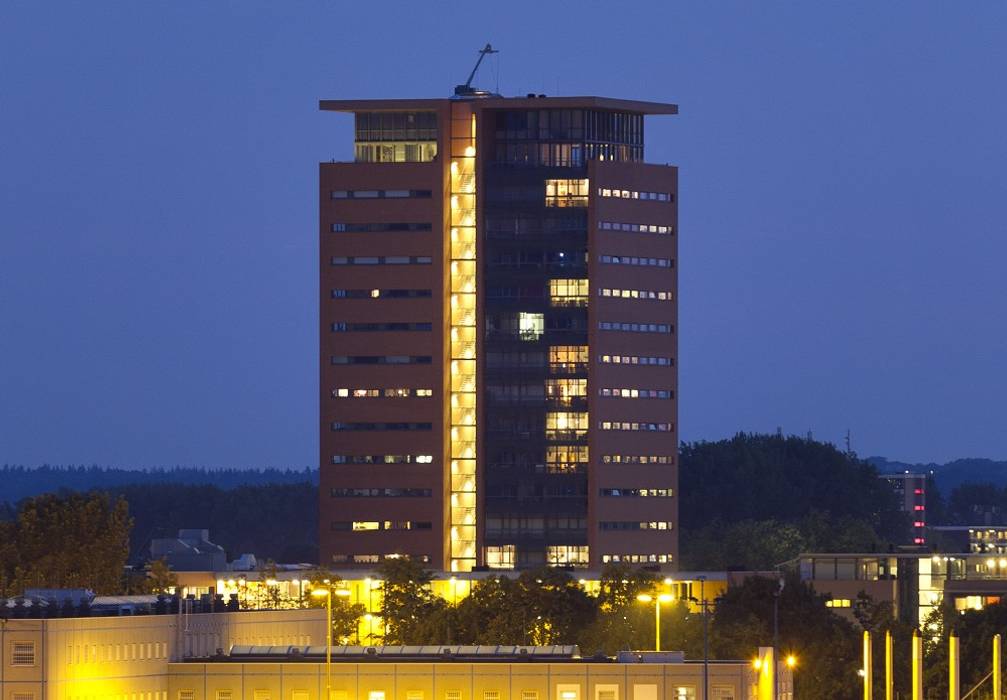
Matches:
[[453, 43, 499, 98]]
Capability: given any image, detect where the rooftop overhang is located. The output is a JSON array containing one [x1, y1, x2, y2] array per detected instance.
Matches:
[[320, 96, 677, 116]]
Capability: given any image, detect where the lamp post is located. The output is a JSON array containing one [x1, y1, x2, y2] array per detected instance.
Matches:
[[697, 576, 709, 700], [312, 584, 349, 700], [636, 593, 674, 651]]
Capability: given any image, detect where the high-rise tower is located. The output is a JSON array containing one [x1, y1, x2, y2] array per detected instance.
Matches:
[[319, 91, 678, 572]]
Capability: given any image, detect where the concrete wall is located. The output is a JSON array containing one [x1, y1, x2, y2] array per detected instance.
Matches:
[[1, 610, 325, 700]]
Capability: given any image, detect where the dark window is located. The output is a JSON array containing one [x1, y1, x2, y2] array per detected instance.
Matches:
[[330, 422, 432, 431], [330, 487, 433, 498], [331, 322, 432, 332], [330, 355, 432, 365], [330, 223, 433, 233]]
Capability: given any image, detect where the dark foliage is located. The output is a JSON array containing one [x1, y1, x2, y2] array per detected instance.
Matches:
[[679, 433, 908, 569], [0, 464, 317, 504], [101, 482, 318, 564]]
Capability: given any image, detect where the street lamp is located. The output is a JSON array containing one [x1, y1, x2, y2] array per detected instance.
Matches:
[[636, 593, 674, 651], [311, 585, 344, 700]]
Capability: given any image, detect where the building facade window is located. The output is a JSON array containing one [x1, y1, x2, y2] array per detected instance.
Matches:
[[10, 641, 36, 666], [545, 378, 587, 406], [598, 288, 672, 301], [597, 187, 673, 202], [598, 353, 673, 366], [598, 421, 673, 432], [599, 521, 674, 531], [599, 388, 673, 399], [330, 422, 432, 431], [601, 454, 675, 465], [331, 521, 433, 531], [545, 445, 589, 473], [485, 544, 516, 569], [546, 412, 589, 440], [601, 553, 674, 564], [330, 289, 432, 299], [547, 545, 590, 568], [600, 488, 674, 497], [330, 189, 432, 199], [331, 388, 434, 398], [330, 488, 433, 498], [330, 355, 432, 365], [330, 223, 433, 233], [598, 254, 673, 268], [549, 345, 589, 373], [330, 256, 433, 265], [598, 321, 672, 333], [331, 323, 432, 332], [331, 454, 433, 464], [550, 278, 589, 306], [545, 179, 590, 207], [598, 221, 673, 235]]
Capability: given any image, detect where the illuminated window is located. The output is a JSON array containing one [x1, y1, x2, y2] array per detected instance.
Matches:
[[597, 187, 672, 203], [12, 693, 34, 700], [598, 353, 673, 366], [10, 641, 35, 666], [545, 179, 589, 207], [546, 445, 589, 473], [179, 694, 195, 700], [369, 692, 387, 700], [547, 545, 589, 568], [522, 693, 539, 700], [518, 312, 544, 340], [825, 599, 852, 608], [599, 521, 674, 531], [331, 454, 433, 464], [598, 254, 672, 268], [546, 412, 589, 440], [598, 287, 672, 301], [599, 388, 673, 400], [484, 693, 501, 700], [601, 553, 674, 564], [292, 692, 310, 700], [598, 221, 673, 235], [601, 488, 674, 497], [486, 545, 516, 569], [253, 691, 270, 700], [550, 279, 589, 307], [549, 345, 589, 372], [406, 693, 424, 700], [546, 378, 587, 405], [602, 455, 675, 465], [216, 692, 233, 700], [352, 522, 381, 531], [673, 688, 695, 700]]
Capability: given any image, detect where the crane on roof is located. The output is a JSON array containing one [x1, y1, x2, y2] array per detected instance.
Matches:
[[453, 43, 499, 98]]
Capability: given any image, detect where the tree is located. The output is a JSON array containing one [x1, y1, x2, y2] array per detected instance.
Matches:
[[376, 558, 448, 644], [0, 492, 133, 596], [300, 567, 367, 643], [712, 573, 861, 700], [147, 558, 179, 594]]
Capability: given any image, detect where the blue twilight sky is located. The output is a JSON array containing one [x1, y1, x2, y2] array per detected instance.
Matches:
[[1, 2, 1005, 469]]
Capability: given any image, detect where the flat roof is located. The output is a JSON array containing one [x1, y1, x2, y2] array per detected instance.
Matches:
[[320, 96, 677, 116]]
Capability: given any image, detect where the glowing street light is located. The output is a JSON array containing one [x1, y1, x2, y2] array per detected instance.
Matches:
[[637, 593, 674, 651], [311, 587, 333, 700]]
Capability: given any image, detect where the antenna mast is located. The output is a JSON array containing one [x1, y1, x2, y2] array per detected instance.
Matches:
[[454, 43, 499, 98]]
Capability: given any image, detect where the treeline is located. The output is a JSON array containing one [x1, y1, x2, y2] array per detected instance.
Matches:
[[0, 464, 317, 503], [679, 433, 908, 569], [102, 482, 318, 564], [0, 482, 318, 565]]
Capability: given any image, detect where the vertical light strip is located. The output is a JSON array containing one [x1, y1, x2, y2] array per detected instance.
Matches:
[[448, 105, 477, 572]]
